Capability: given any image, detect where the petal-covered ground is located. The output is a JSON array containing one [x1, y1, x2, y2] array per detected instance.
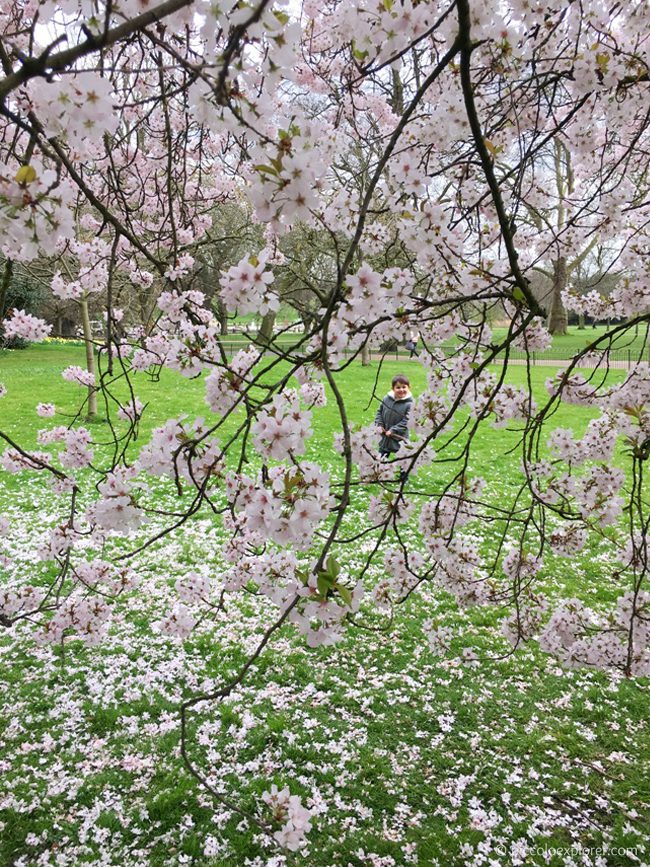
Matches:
[[1, 475, 649, 867]]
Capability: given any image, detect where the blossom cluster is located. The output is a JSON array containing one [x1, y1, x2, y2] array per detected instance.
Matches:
[[3, 309, 52, 342], [219, 252, 278, 316], [137, 417, 224, 490], [0, 160, 75, 261], [261, 784, 314, 851], [251, 390, 314, 460], [228, 461, 331, 550], [37, 425, 94, 470], [91, 466, 146, 533], [27, 72, 117, 154]]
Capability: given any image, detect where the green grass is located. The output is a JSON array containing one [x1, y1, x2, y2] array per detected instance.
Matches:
[[490, 324, 650, 360], [0, 344, 648, 866]]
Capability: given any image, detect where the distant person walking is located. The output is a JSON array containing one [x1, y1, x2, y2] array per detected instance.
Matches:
[[405, 333, 419, 358]]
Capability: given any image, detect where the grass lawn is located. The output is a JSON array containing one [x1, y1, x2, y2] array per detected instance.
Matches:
[[491, 324, 650, 361], [0, 344, 648, 867]]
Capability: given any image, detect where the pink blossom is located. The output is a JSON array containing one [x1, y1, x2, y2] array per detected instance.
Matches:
[[3, 309, 52, 342], [62, 366, 96, 387], [1, 447, 50, 473], [219, 252, 278, 316], [164, 253, 195, 282], [50, 271, 84, 301], [251, 390, 313, 460], [116, 398, 144, 423], [27, 71, 117, 152], [156, 604, 196, 639], [262, 784, 314, 851], [0, 585, 45, 621], [176, 571, 211, 605], [90, 468, 145, 533], [0, 159, 75, 260]]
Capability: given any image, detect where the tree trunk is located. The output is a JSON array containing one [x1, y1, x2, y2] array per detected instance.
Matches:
[[257, 311, 276, 346], [390, 68, 404, 115], [300, 311, 314, 334], [80, 298, 98, 420], [578, 313, 585, 330], [213, 298, 228, 335], [547, 256, 568, 336], [361, 343, 371, 366], [0, 258, 13, 324]]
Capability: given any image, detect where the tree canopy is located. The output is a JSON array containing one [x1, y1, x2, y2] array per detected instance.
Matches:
[[1, 0, 650, 852]]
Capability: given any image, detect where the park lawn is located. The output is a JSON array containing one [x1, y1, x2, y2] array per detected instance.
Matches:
[[0, 344, 648, 867], [0, 339, 614, 445]]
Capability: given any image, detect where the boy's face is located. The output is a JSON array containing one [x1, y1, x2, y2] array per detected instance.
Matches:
[[393, 382, 409, 399]]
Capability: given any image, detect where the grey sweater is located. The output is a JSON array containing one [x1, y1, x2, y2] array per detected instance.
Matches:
[[374, 391, 413, 454]]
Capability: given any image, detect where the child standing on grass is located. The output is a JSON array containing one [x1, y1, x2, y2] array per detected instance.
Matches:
[[375, 374, 413, 461]]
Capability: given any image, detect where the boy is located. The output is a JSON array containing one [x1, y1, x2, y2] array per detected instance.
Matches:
[[375, 375, 413, 464]]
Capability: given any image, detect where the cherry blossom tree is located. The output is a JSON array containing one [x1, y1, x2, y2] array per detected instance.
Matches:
[[1, 0, 650, 852]]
